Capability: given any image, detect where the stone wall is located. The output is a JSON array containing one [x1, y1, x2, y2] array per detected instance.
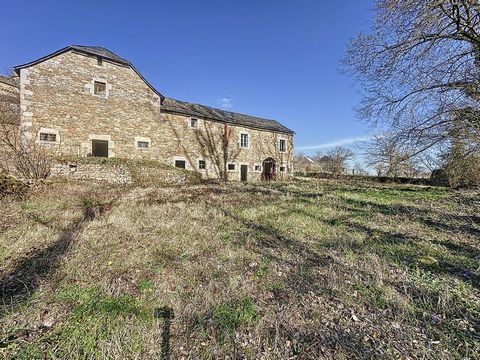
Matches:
[[51, 162, 132, 184], [50, 159, 201, 186], [19, 49, 294, 181]]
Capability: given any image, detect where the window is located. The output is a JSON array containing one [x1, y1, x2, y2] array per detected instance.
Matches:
[[92, 139, 109, 157], [97, 57, 103, 66], [175, 160, 186, 169], [137, 141, 149, 149], [227, 163, 236, 171], [279, 139, 287, 153], [94, 81, 106, 96], [280, 166, 286, 172], [198, 160, 206, 170], [189, 118, 199, 128], [39, 132, 57, 142], [240, 133, 249, 148], [254, 164, 262, 172]]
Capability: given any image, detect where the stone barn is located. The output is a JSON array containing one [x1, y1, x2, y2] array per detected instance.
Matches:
[[9, 45, 294, 181]]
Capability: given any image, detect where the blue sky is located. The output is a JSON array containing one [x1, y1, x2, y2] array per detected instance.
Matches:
[[1, 0, 373, 156]]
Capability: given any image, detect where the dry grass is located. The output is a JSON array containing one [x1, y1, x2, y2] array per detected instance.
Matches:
[[0, 178, 479, 359]]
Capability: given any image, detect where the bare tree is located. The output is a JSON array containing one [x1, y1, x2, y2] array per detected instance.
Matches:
[[364, 134, 421, 177], [0, 94, 51, 179], [353, 162, 368, 176], [313, 146, 354, 175], [343, 0, 480, 182]]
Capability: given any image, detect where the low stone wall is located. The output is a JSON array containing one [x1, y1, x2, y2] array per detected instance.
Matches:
[[51, 158, 201, 186], [51, 162, 132, 185]]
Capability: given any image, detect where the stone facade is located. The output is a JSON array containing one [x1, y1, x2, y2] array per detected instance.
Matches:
[[14, 47, 294, 181]]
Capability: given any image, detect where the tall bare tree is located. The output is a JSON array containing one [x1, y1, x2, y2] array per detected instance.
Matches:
[[344, 1, 480, 172]]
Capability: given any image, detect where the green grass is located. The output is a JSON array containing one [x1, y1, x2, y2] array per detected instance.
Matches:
[[14, 286, 152, 359], [212, 297, 259, 334], [0, 178, 478, 359]]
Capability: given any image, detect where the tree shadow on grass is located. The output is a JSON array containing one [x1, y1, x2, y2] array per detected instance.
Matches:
[[213, 205, 388, 358], [342, 197, 480, 238], [0, 202, 112, 319]]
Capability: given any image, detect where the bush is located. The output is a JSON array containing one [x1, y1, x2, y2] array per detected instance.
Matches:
[[0, 173, 28, 198]]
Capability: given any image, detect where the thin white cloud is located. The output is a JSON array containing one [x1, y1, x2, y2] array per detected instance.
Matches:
[[217, 96, 234, 110], [296, 135, 374, 151]]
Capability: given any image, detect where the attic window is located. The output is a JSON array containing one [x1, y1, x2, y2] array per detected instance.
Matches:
[[189, 118, 199, 128], [94, 81, 106, 96], [97, 57, 103, 66]]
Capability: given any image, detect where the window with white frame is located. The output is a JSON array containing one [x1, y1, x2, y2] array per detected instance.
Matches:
[[198, 160, 206, 170], [94, 81, 107, 96], [279, 139, 287, 153], [189, 118, 199, 128], [175, 160, 186, 169], [240, 133, 249, 148], [227, 163, 236, 171], [38, 128, 59, 144], [135, 137, 151, 150], [39, 132, 57, 142], [254, 164, 262, 172], [137, 141, 149, 149]]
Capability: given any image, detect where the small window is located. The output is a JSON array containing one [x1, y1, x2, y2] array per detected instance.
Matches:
[[240, 133, 249, 148], [175, 160, 186, 169], [189, 118, 199, 128], [137, 141, 149, 149], [227, 163, 236, 171], [97, 57, 103, 66], [254, 165, 262, 172], [279, 139, 287, 153], [39, 132, 57, 142], [94, 81, 106, 96], [280, 166, 286, 172], [198, 160, 206, 169]]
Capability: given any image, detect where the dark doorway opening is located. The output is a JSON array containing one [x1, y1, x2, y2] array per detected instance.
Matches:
[[262, 158, 276, 181], [175, 160, 186, 169], [91, 139, 109, 158], [241, 164, 248, 182]]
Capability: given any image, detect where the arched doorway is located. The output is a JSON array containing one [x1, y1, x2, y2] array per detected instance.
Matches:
[[262, 157, 276, 181]]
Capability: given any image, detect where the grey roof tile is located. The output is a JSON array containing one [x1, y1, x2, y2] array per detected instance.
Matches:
[[162, 98, 294, 134], [0, 75, 19, 87], [70, 45, 130, 65]]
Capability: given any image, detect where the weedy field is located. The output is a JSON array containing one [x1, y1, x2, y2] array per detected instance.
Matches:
[[0, 178, 479, 359]]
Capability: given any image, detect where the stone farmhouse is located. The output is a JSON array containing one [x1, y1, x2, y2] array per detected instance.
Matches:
[[9, 45, 294, 181]]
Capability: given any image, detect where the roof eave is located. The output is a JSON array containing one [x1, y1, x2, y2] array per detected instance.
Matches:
[[161, 107, 294, 135]]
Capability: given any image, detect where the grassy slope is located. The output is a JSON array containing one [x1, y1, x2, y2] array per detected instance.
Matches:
[[0, 179, 479, 359]]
